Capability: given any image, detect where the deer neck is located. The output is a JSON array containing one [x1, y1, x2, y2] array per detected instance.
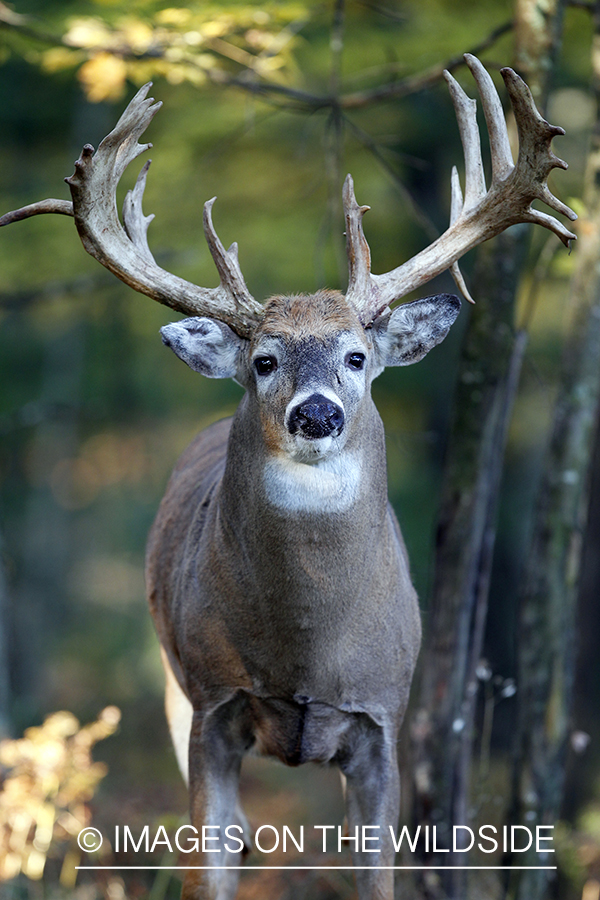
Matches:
[[218, 392, 390, 567]]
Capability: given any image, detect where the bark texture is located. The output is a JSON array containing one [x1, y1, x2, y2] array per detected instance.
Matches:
[[410, 3, 566, 897], [411, 230, 530, 899], [509, 7, 600, 896]]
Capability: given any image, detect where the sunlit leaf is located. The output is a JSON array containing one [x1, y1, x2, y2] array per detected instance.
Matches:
[[41, 47, 82, 74], [64, 17, 113, 50], [155, 8, 193, 27], [118, 17, 154, 54], [78, 52, 128, 102]]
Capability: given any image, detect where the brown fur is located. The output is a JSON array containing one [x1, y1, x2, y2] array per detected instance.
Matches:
[[147, 297, 424, 900], [255, 290, 369, 346]]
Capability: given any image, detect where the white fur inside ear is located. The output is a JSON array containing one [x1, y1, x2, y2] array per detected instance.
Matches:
[[161, 317, 246, 379], [374, 293, 460, 367]]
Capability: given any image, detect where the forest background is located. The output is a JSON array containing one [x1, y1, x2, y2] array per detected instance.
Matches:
[[0, 0, 599, 899]]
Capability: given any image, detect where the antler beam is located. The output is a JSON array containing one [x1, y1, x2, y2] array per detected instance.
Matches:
[[0, 83, 264, 339], [345, 54, 578, 326]]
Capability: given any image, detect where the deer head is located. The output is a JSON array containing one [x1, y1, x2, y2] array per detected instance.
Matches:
[[160, 288, 460, 471]]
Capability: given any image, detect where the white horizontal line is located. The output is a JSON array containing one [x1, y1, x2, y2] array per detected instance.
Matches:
[[76, 866, 557, 871]]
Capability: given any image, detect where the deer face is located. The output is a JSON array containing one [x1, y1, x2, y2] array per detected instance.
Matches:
[[160, 289, 460, 465], [247, 292, 372, 463]]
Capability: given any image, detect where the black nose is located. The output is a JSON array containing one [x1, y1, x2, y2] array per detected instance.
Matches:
[[288, 393, 344, 439]]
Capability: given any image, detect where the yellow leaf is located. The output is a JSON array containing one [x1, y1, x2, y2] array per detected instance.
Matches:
[[118, 18, 154, 54], [126, 60, 158, 85], [78, 53, 128, 103], [41, 47, 81, 73], [0, 707, 120, 882], [59, 848, 80, 889], [200, 20, 230, 39], [23, 847, 46, 881], [0, 851, 22, 880], [181, 66, 207, 87], [37, 711, 79, 740], [155, 8, 192, 27], [166, 65, 186, 85], [183, 31, 203, 47], [165, 46, 185, 63], [64, 17, 112, 50]]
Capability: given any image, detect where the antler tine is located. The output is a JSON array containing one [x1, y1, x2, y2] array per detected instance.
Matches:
[[501, 66, 577, 244], [123, 160, 155, 265], [444, 55, 513, 306], [0, 199, 74, 226], [344, 54, 577, 326], [443, 70, 486, 214], [343, 174, 380, 313], [464, 53, 514, 183], [1, 82, 264, 339], [449, 165, 463, 226], [203, 198, 257, 312], [448, 166, 474, 304], [344, 167, 474, 313]]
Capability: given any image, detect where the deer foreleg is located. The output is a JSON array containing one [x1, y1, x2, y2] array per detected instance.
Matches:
[[182, 700, 251, 900], [340, 724, 400, 900]]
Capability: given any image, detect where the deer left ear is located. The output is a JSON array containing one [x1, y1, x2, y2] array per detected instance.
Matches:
[[160, 317, 247, 379], [372, 293, 461, 367]]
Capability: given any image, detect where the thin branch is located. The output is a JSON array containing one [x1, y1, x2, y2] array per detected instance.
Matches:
[[209, 67, 331, 111], [354, 1, 408, 24], [325, 0, 346, 283], [213, 20, 513, 111], [340, 20, 514, 109], [323, 112, 346, 285], [343, 115, 440, 242], [0, 2, 62, 46], [519, 234, 562, 332], [330, 0, 345, 98]]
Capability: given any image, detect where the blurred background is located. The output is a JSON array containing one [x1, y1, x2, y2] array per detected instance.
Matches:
[[0, 0, 597, 898]]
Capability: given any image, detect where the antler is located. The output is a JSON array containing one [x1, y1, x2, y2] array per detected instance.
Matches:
[[345, 53, 578, 326], [0, 83, 264, 339]]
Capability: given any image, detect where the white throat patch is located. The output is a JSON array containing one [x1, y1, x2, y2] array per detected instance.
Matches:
[[263, 451, 362, 513]]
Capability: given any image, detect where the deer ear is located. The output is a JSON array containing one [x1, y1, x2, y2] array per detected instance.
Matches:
[[160, 317, 247, 379], [372, 293, 461, 367]]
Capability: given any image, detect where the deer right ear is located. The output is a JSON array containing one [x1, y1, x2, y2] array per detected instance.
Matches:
[[372, 294, 461, 368], [161, 317, 247, 379]]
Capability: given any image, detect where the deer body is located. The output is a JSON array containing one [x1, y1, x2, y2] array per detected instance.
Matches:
[[0, 53, 576, 900], [149, 416, 420, 725], [146, 292, 425, 898], [148, 402, 419, 744]]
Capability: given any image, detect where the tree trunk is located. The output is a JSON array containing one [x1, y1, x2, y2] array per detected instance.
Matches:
[[411, 228, 530, 900], [509, 7, 600, 896], [0, 531, 12, 737], [411, 3, 566, 897]]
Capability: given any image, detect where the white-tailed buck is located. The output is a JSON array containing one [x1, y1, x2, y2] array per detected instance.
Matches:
[[1, 55, 575, 900]]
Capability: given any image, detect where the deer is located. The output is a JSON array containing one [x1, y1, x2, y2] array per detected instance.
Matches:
[[1, 54, 576, 900]]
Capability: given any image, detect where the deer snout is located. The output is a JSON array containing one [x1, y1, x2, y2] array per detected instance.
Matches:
[[288, 393, 345, 439]]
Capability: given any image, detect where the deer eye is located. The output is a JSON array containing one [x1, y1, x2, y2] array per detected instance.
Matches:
[[254, 356, 277, 376], [346, 352, 366, 370]]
